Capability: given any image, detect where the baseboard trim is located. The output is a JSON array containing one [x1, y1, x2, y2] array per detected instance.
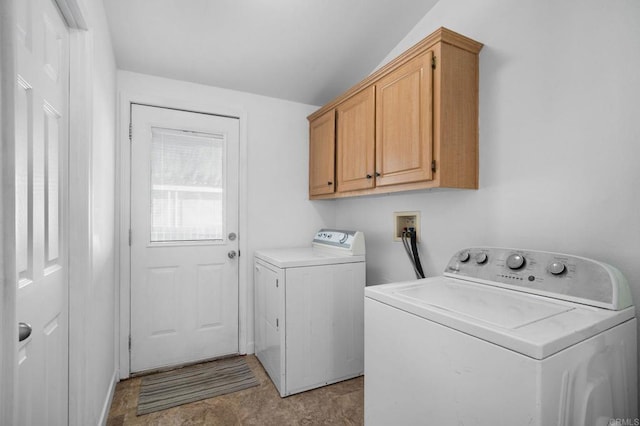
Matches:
[[99, 369, 118, 426]]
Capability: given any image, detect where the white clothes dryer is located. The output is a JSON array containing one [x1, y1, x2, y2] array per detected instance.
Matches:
[[365, 247, 637, 426], [254, 229, 365, 397]]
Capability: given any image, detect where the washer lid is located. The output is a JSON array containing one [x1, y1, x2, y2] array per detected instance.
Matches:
[[365, 277, 635, 360], [255, 247, 365, 268]]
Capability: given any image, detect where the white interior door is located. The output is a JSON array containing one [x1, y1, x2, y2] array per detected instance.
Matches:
[[130, 104, 240, 373], [15, 0, 70, 424]]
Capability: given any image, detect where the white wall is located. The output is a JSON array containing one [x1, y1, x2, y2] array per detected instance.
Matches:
[[117, 71, 334, 359], [334, 0, 640, 406], [88, 0, 118, 421], [67, 0, 118, 424]]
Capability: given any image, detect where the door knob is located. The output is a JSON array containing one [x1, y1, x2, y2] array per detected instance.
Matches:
[[19, 322, 32, 342], [228, 250, 237, 259]]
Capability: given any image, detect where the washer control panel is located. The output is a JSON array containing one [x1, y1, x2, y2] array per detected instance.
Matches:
[[444, 247, 633, 310]]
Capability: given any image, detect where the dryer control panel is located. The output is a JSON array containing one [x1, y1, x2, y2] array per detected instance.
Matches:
[[312, 229, 365, 256], [444, 247, 633, 311]]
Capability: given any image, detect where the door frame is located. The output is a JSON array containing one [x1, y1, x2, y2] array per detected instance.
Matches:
[[117, 90, 249, 379], [1, 0, 91, 424], [0, 2, 19, 425]]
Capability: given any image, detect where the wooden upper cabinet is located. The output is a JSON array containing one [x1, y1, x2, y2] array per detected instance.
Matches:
[[307, 27, 483, 199], [308, 110, 336, 196], [375, 51, 433, 187], [336, 86, 375, 192]]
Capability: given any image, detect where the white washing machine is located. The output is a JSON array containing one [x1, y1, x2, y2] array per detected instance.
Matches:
[[254, 229, 366, 397], [365, 247, 637, 426]]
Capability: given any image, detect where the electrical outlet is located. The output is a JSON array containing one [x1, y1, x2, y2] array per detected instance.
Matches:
[[394, 211, 420, 242]]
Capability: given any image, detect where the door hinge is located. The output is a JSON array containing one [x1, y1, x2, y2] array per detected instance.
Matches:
[[128, 229, 132, 246], [128, 335, 131, 351], [431, 160, 436, 173], [276, 278, 279, 288], [276, 318, 279, 328], [431, 56, 436, 69], [128, 122, 132, 141]]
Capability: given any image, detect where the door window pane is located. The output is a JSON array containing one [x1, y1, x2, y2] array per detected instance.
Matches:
[[150, 127, 225, 242]]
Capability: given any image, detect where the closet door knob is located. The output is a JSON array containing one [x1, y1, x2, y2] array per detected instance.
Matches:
[[366, 174, 372, 179], [19, 322, 32, 342], [327, 181, 333, 185]]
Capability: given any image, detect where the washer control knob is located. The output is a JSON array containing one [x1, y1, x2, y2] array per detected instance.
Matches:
[[548, 261, 566, 275], [506, 253, 525, 270], [458, 251, 470, 262], [476, 252, 488, 264]]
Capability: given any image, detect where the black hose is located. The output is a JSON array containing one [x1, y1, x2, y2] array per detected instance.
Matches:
[[410, 230, 425, 279], [402, 231, 421, 278]]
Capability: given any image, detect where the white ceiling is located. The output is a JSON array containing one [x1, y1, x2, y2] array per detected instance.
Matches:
[[103, 0, 439, 106]]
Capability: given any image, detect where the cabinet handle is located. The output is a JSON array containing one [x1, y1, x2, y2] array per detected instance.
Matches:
[[327, 181, 333, 185], [375, 172, 381, 177], [366, 174, 372, 179]]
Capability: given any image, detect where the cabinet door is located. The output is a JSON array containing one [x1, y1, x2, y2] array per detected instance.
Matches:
[[336, 86, 375, 192], [309, 110, 336, 196], [375, 51, 433, 186]]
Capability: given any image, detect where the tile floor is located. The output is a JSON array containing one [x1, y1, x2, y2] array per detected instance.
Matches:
[[107, 355, 364, 425]]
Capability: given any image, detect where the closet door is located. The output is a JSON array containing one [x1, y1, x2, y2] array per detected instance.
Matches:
[[16, 0, 70, 424]]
